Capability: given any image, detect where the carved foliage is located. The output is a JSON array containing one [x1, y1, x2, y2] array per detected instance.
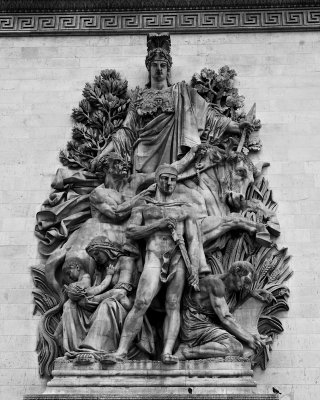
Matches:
[[31, 63, 292, 377], [207, 177, 292, 370], [31, 265, 65, 377], [59, 69, 130, 170], [191, 65, 262, 151]]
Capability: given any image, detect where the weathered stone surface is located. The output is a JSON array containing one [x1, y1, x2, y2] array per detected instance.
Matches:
[[24, 395, 278, 400], [1, 30, 320, 400], [32, 34, 289, 383], [43, 358, 255, 394]]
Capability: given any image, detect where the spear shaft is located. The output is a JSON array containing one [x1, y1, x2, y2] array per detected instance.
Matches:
[[237, 103, 256, 153]]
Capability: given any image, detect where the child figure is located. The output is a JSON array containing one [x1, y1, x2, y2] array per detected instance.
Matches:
[[63, 261, 114, 305], [63, 236, 133, 311]]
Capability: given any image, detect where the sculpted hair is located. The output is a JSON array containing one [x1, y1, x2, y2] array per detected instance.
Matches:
[[226, 151, 257, 175], [62, 259, 81, 273], [95, 152, 129, 180], [229, 261, 255, 278], [86, 235, 129, 268]]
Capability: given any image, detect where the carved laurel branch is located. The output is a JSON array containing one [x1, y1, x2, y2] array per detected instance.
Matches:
[[60, 69, 130, 170]]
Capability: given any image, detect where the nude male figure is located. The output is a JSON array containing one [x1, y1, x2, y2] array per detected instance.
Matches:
[[91, 144, 207, 223], [103, 164, 205, 364]]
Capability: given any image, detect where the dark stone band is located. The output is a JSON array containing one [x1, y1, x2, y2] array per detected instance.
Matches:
[[24, 395, 279, 400], [1, 8, 320, 36], [0, 0, 318, 13]]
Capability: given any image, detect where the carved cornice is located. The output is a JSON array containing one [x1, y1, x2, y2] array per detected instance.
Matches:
[[0, 0, 319, 35], [1, 0, 319, 13]]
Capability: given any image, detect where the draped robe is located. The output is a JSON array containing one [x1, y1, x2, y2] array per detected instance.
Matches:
[[113, 82, 231, 174]]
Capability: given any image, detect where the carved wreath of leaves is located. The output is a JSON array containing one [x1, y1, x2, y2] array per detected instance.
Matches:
[[59, 69, 130, 170]]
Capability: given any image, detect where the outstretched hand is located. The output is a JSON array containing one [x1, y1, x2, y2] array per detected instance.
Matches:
[[191, 143, 209, 158], [64, 284, 86, 302], [251, 289, 276, 304], [188, 265, 200, 292], [140, 183, 157, 197], [248, 333, 269, 351]]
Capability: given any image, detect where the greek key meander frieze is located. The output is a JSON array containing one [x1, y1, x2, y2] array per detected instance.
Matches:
[[0, 0, 318, 12], [0, 9, 320, 35]]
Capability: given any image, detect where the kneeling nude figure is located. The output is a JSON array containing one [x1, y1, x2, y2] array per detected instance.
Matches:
[[178, 261, 268, 360]]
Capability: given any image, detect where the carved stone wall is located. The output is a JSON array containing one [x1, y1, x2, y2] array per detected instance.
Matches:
[[0, 0, 320, 35], [0, 31, 320, 400]]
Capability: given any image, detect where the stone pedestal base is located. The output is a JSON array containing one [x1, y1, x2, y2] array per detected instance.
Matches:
[[24, 357, 278, 399]]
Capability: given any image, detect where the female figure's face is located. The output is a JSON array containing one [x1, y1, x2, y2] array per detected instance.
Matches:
[[91, 249, 108, 266], [150, 59, 168, 84]]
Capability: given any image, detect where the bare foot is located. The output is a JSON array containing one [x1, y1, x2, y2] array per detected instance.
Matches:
[[99, 353, 127, 364], [173, 345, 187, 361], [75, 353, 95, 365], [161, 353, 179, 365]]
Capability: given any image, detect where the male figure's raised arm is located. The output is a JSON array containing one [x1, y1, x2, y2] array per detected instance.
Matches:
[[172, 144, 208, 175], [90, 186, 147, 221], [90, 187, 124, 220]]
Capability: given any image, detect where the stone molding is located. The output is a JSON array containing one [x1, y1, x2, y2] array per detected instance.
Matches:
[[24, 396, 279, 400], [43, 358, 256, 393], [0, 0, 318, 12], [0, 1, 319, 35]]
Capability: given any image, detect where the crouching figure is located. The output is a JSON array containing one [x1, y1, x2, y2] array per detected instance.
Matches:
[[177, 261, 268, 360]]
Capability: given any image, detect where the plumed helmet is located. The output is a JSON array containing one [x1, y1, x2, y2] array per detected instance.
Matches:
[[145, 32, 172, 70]]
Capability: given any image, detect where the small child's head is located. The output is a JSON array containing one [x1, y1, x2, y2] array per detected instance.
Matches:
[[62, 261, 81, 283]]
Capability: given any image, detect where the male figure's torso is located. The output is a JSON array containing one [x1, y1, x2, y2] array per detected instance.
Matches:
[[188, 274, 224, 318]]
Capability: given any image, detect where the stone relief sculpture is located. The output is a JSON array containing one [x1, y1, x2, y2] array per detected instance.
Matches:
[[178, 261, 265, 360], [31, 33, 292, 382]]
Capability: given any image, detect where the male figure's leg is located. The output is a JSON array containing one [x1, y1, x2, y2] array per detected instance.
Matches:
[[111, 251, 162, 358], [179, 336, 243, 360], [162, 260, 186, 364]]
